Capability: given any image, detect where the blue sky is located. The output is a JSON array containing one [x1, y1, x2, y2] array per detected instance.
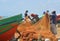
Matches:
[[0, 0, 60, 17]]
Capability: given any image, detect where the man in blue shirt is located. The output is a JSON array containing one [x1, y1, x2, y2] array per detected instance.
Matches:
[[51, 11, 57, 25], [50, 11, 57, 35]]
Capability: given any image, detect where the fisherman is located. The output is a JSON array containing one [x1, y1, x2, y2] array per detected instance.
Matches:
[[43, 10, 49, 14], [24, 10, 32, 23], [43, 10, 50, 18], [25, 10, 28, 17], [51, 11, 57, 25], [50, 11, 57, 35]]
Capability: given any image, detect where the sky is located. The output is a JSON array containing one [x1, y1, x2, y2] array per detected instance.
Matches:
[[0, 0, 60, 17]]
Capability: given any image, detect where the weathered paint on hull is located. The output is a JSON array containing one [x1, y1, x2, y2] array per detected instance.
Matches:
[[0, 24, 18, 41]]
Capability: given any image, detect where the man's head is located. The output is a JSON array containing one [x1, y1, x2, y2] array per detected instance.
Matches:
[[26, 10, 28, 13], [43, 11, 45, 14], [52, 11, 56, 14], [47, 10, 49, 13]]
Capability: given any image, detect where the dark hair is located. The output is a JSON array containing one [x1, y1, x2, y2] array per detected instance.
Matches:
[[26, 10, 28, 13], [47, 10, 49, 12], [52, 11, 56, 14], [43, 11, 45, 14]]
